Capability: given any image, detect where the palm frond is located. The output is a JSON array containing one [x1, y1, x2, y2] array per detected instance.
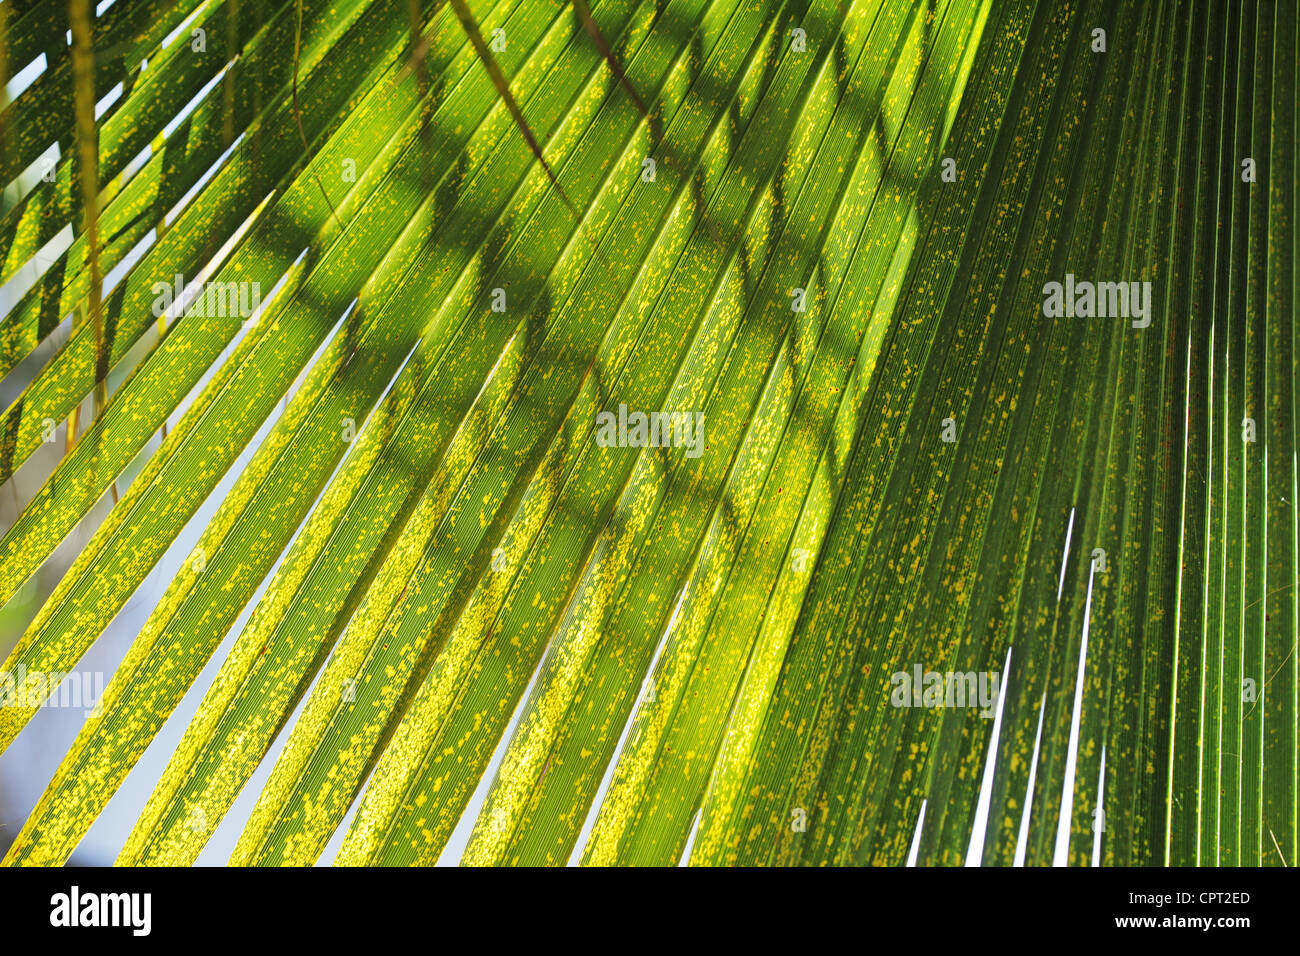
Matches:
[[0, 0, 1294, 868]]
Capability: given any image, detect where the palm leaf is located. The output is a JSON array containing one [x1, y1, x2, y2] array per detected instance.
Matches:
[[0, 0, 1294, 868]]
